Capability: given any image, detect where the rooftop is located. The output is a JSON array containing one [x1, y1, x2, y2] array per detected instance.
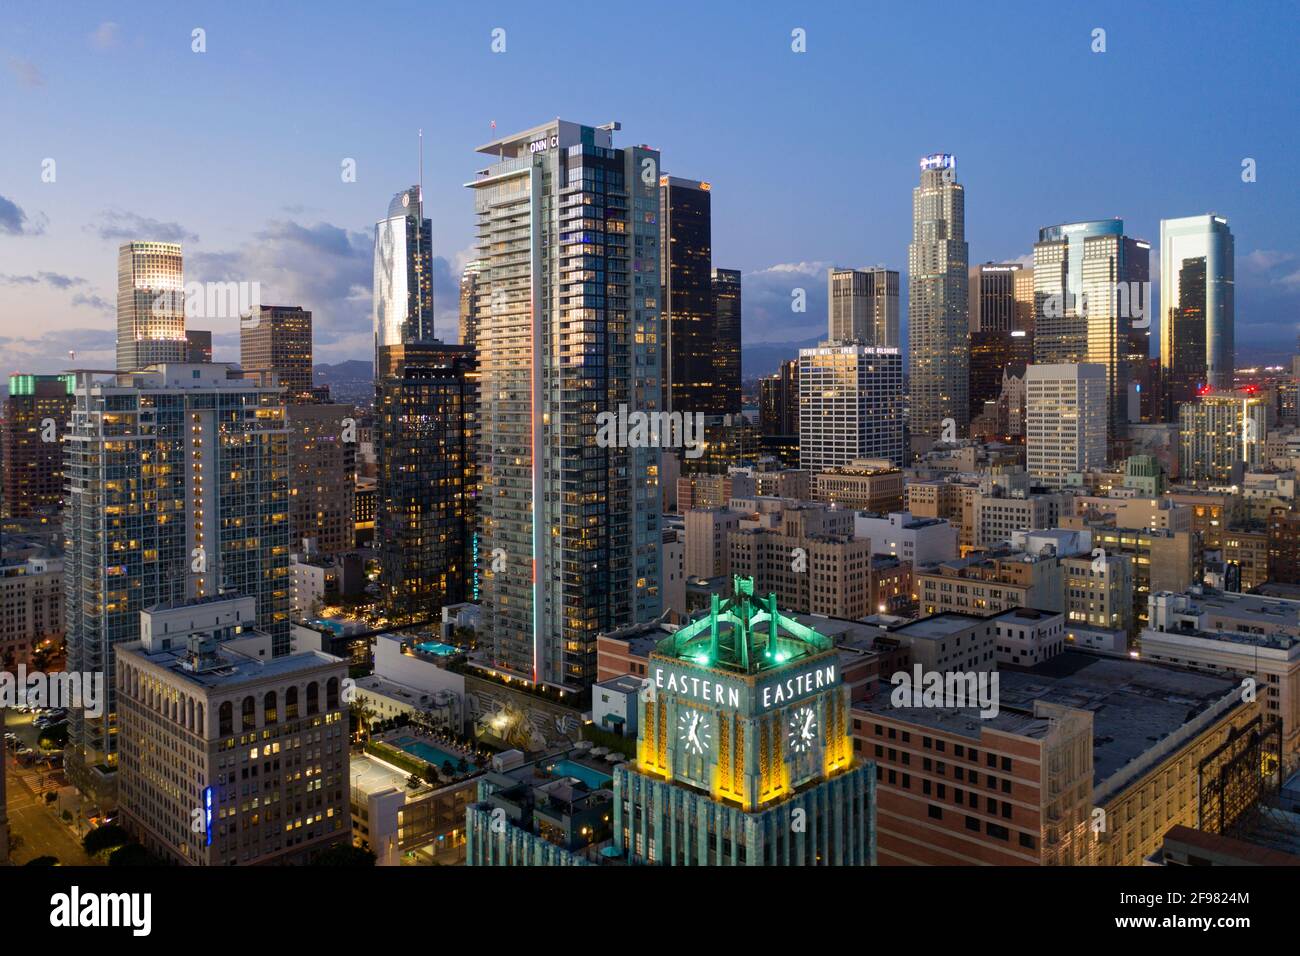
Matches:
[[119, 638, 340, 690], [861, 651, 1241, 788]]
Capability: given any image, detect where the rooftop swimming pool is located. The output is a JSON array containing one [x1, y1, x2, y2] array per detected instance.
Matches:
[[547, 758, 613, 790], [390, 735, 475, 770], [413, 639, 459, 657]]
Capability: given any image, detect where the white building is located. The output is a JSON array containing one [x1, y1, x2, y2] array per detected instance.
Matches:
[[1026, 363, 1108, 486], [799, 344, 904, 471], [992, 607, 1066, 667], [852, 511, 957, 566]]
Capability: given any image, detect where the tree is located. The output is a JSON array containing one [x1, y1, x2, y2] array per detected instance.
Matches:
[[310, 844, 376, 866], [109, 843, 165, 866], [83, 823, 131, 857], [349, 694, 377, 743], [423, 763, 440, 785]]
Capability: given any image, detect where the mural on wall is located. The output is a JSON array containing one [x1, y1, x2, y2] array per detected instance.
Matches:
[[466, 680, 583, 753]]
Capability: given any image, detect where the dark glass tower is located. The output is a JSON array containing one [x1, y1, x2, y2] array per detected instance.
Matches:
[[375, 343, 477, 621], [712, 267, 743, 414], [1160, 215, 1234, 419], [660, 177, 716, 415]]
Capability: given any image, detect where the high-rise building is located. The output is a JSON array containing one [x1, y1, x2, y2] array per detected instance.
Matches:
[[0, 555, 63, 671], [798, 344, 904, 471], [612, 577, 874, 865], [241, 305, 314, 401], [758, 359, 799, 439], [1025, 363, 1109, 485], [1, 373, 74, 518], [375, 343, 477, 621], [185, 329, 212, 363], [908, 154, 969, 440], [712, 267, 743, 414], [373, 186, 434, 362], [660, 177, 715, 414], [64, 363, 289, 806], [1179, 389, 1268, 485], [286, 402, 357, 557], [467, 119, 662, 689], [1033, 220, 1150, 450], [828, 267, 899, 347], [116, 594, 349, 865], [1160, 215, 1235, 417], [459, 259, 483, 353], [968, 263, 1033, 421], [116, 241, 186, 371]]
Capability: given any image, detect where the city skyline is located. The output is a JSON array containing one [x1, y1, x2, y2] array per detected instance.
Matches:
[[2, 2, 1299, 376]]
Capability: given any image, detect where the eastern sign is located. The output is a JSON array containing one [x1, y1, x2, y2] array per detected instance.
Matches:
[[651, 658, 838, 714]]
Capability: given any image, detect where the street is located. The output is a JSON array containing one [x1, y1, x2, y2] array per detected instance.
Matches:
[[4, 708, 96, 866]]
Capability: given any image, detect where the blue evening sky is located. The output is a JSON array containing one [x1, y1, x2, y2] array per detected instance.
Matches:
[[1, 0, 1297, 373]]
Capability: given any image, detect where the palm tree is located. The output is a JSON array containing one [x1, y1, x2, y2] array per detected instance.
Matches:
[[349, 695, 377, 744]]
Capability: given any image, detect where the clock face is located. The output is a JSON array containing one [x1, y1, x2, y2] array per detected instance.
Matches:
[[788, 706, 818, 754], [678, 710, 712, 755]]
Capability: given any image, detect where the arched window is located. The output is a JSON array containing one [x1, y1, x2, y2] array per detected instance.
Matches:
[[264, 691, 278, 725], [306, 682, 319, 716], [326, 677, 340, 710], [219, 701, 233, 736], [242, 695, 256, 731], [285, 686, 299, 720]]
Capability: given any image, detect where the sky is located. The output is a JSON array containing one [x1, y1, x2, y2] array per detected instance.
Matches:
[[2, 0, 1299, 376]]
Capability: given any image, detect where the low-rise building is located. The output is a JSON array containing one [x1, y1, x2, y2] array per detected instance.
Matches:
[[916, 549, 1064, 617], [1143, 588, 1300, 752], [853, 510, 958, 567], [993, 607, 1066, 667], [813, 460, 905, 513]]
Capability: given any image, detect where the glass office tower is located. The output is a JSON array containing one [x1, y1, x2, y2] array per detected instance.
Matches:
[[1160, 215, 1235, 417], [660, 177, 716, 415], [466, 119, 663, 690], [712, 267, 743, 414], [908, 154, 969, 440], [116, 241, 187, 371], [373, 186, 435, 361], [1033, 219, 1149, 451]]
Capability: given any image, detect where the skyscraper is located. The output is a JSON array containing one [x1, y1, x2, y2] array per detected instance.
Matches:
[[759, 359, 799, 439], [185, 329, 213, 363], [1033, 219, 1150, 450], [64, 363, 289, 806], [1025, 363, 1108, 486], [373, 186, 434, 361], [968, 263, 1033, 421], [1, 373, 73, 518], [798, 344, 904, 470], [712, 267, 743, 414], [286, 402, 357, 556], [660, 177, 715, 415], [827, 267, 899, 347], [1179, 389, 1267, 485], [241, 305, 314, 401], [1160, 215, 1235, 417], [467, 119, 662, 689], [116, 241, 186, 371], [375, 343, 476, 621], [459, 259, 483, 353], [613, 577, 873, 865], [908, 154, 969, 440]]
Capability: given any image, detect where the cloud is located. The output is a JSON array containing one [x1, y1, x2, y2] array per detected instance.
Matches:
[[7, 57, 44, 87], [0, 272, 87, 290], [71, 292, 113, 313], [87, 209, 197, 244], [1241, 249, 1295, 273], [0, 194, 46, 236], [739, 260, 834, 343], [0, 327, 117, 373], [185, 217, 463, 364], [89, 22, 120, 50]]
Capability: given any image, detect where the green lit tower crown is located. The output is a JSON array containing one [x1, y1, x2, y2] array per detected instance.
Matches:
[[614, 576, 875, 865]]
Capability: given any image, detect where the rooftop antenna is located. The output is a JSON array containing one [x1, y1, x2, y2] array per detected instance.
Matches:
[[418, 128, 423, 204]]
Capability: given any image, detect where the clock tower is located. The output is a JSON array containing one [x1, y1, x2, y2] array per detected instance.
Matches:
[[613, 576, 875, 865]]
